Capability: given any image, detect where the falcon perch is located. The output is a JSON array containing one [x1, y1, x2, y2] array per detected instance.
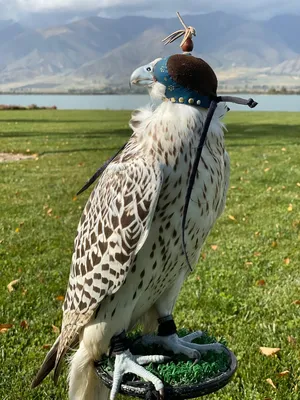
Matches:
[[32, 50, 256, 399]]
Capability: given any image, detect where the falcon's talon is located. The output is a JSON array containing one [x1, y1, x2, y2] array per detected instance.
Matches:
[[143, 332, 225, 360], [192, 358, 199, 366], [134, 354, 171, 365], [110, 349, 165, 400], [180, 330, 205, 343]]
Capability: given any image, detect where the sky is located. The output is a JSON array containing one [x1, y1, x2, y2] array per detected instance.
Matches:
[[1, 0, 300, 20]]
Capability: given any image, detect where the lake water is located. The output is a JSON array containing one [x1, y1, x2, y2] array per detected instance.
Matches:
[[0, 94, 299, 112]]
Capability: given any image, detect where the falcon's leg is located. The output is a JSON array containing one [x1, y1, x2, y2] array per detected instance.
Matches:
[[109, 331, 166, 400], [145, 270, 225, 359], [143, 315, 225, 359]]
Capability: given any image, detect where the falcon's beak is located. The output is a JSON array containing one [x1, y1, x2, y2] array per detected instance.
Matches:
[[130, 65, 154, 87]]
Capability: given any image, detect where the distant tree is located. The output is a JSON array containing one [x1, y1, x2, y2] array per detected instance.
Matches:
[[280, 86, 288, 94], [267, 87, 278, 94]]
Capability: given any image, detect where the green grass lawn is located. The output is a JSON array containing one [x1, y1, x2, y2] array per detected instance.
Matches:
[[0, 110, 299, 400]]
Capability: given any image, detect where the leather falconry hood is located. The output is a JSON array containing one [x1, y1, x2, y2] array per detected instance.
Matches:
[[167, 54, 218, 97]]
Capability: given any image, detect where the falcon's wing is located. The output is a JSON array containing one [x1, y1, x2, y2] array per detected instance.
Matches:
[[56, 156, 163, 368]]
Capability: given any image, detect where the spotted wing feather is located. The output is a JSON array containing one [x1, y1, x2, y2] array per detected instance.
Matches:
[[55, 157, 163, 370]]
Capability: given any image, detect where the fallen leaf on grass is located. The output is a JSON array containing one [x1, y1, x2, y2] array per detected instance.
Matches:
[[288, 204, 293, 212], [42, 344, 51, 349], [211, 245, 218, 251], [292, 220, 300, 228], [52, 325, 60, 334], [297, 183, 300, 188], [292, 300, 300, 305], [271, 241, 278, 248], [201, 253, 206, 260], [254, 252, 261, 257], [15, 227, 20, 233], [284, 258, 290, 265], [282, 147, 286, 151], [0, 323, 13, 333], [56, 295, 64, 301], [245, 261, 253, 266], [264, 168, 270, 172], [72, 196, 77, 201], [260, 347, 280, 356], [266, 378, 277, 390], [256, 279, 266, 286], [228, 215, 237, 221], [20, 320, 29, 329], [278, 370, 290, 377], [47, 208, 53, 216], [7, 278, 20, 292], [294, 384, 298, 392], [288, 335, 297, 345]]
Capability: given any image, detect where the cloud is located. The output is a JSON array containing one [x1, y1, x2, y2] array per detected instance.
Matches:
[[0, 0, 143, 13], [1, 0, 300, 19], [99, 0, 300, 20]]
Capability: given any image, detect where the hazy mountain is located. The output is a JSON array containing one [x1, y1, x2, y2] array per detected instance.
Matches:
[[269, 56, 300, 76], [73, 27, 180, 85], [0, 12, 299, 91], [19, 10, 100, 29], [266, 15, 300, 53]]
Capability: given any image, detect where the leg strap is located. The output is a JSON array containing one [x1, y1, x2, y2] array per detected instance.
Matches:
[[110, 330, 129, 355], [157, 315, 177, 337]]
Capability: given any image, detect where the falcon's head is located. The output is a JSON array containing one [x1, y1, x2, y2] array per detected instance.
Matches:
[[130, 58, 165, 102], [130, 54, 218, 109]]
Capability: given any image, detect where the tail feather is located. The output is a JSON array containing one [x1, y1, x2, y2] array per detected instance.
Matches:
[[31, 335, 60, 388], [68, 342, 109, 400], [53, 345, 69, 385], [53, 326, 79, 384]]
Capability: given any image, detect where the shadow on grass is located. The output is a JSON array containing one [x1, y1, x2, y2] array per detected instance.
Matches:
[[0, 119, 129, 124], [0, 129, 131, 139], [39, 146, 125, 156], [226, 124, 300, 141], [1, 124, 300, 146]]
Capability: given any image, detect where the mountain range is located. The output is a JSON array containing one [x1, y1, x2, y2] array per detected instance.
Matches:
[[1, 12, 300, 92]]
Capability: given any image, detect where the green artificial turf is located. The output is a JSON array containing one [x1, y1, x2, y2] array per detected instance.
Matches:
[[100, 330, 229, 387], [0, 110, 300, 399]]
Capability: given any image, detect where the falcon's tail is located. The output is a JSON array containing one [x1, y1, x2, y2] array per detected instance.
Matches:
[[31, 335, 60, 388], [68, 341, 110, 400]]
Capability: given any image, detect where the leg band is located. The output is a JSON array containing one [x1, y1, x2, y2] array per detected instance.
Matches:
[[110, 330, 129, 355], [157, 315, 177, 336]]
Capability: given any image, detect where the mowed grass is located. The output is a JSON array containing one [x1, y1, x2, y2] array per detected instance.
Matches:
[[0, 109, 299, 400]]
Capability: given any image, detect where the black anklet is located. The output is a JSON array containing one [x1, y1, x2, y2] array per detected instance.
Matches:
[[157, 315, 177, 336], [109, 330, 129, 355]]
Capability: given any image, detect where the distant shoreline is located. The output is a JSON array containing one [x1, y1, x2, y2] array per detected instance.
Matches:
[[0, 90, 299, 95]]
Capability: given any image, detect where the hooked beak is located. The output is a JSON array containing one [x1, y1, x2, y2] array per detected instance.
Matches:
[[130, 65, 154, 87]]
